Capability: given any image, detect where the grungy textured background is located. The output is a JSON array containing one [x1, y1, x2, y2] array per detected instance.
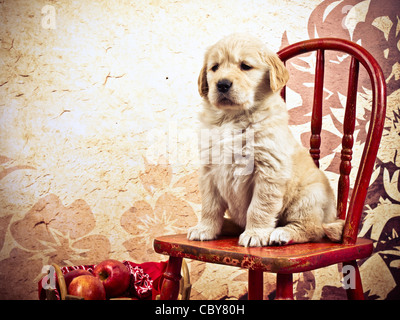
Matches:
[[0, 0, 399, 299]]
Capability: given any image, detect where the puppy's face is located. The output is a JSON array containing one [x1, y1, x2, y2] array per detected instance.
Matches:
[[198, 34, 289, 111]]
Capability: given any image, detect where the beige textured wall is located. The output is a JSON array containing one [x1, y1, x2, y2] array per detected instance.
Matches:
[[0, 0, 399, 300]]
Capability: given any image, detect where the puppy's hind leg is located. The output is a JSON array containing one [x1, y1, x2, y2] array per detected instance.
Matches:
[[269, 208, 326, 246], [322, 219, 345, 242]]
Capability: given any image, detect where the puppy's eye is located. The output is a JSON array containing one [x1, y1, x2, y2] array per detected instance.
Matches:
[[211, 64, 219, 72], [240, 63, 252, 71]]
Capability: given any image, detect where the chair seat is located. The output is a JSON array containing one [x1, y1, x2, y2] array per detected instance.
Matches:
[[153, 234, 373, 274]]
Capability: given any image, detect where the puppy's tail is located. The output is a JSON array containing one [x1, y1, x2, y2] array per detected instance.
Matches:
[[322, 219, 345, 242]]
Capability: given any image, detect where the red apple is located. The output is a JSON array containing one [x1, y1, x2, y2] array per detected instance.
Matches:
[[68, 275, 106, 300], [64, 269, 93, 288], [93, 259, 130, 298]]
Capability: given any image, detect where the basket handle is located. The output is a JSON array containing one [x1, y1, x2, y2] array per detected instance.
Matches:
[[52, 263, 67, 300]]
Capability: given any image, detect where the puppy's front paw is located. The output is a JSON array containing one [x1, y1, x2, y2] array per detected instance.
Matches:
[[238, 228, 273, 247], [187, 223, 218, 241], [269, 227, 293, 246]]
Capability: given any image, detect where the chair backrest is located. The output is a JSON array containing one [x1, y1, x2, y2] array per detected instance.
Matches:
[[277, 38, 386, 245]]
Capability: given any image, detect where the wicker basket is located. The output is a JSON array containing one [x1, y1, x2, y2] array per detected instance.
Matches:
[[44, 260, 191, 300]]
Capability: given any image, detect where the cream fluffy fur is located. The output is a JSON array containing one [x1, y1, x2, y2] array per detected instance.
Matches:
[[187, 34, 344, 246]]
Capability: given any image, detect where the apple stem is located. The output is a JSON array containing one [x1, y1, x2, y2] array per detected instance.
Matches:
[[98, 271, 109, 281]]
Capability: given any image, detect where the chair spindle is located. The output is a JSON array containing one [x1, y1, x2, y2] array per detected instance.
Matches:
[[337, 57, 359, 220], [310, 49, 325, 168]]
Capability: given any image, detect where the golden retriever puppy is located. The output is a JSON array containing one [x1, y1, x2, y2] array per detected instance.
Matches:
[[187, 34, 344, 246]]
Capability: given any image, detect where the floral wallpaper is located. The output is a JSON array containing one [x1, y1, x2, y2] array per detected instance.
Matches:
[[0, 0, 398, 300]]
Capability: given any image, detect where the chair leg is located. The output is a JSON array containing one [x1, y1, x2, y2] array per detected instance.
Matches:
[[160, 256, 183, 300], [275, 273, 294, 300], [343, 260, 364, 300], [248, 269, 263, 300]]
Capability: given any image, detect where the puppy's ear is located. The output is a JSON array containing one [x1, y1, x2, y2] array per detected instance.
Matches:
[[264, 53, 289, 92], [198, 64, 208, 98]]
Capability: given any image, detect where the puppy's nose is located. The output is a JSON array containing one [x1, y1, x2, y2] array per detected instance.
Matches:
[[217, 79, 232, 93]]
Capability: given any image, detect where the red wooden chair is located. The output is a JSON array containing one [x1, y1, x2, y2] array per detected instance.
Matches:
[[153, 38, 386, 300]]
